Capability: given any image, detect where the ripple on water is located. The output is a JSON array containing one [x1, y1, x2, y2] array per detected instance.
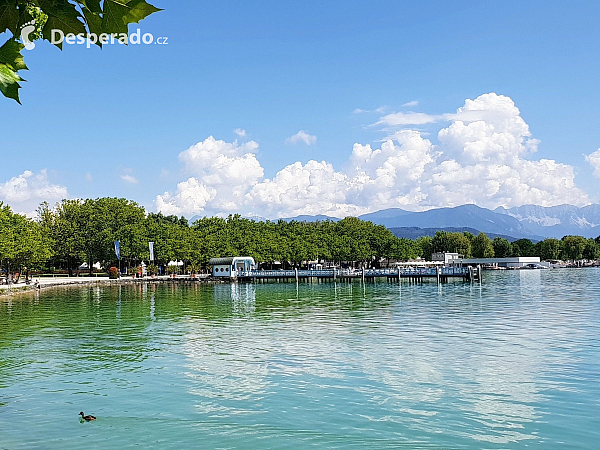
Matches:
[[1, 270, 600, 448]]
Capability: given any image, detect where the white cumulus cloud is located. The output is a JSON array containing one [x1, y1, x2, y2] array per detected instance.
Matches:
[[585, 148, 600, 178], [156, 136, 264, 216], [234, 128, 247, 138], [156, 93, 590, 218], [0, 170, 68, 215], [285, 130, 317, 145]]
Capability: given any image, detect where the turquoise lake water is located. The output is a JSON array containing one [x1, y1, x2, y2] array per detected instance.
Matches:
[[1, 269, 599, 448]]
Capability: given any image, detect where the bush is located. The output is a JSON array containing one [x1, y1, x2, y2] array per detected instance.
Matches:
[[108, 267, 119, 279], [147, 264, 158, 275]]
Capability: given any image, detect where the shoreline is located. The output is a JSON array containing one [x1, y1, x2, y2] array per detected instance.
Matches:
[[0, 275, 224, 299]]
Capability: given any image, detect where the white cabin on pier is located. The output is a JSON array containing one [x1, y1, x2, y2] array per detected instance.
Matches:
[[209, 256, 256, 277]]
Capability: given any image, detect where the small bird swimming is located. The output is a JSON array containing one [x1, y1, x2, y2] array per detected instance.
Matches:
[[79, 411, 96, 421]]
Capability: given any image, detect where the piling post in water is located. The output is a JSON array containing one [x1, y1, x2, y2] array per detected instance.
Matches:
[[437, 267, 440, 284], [295, 268, 299, 282], [362, 267, 365, 283]]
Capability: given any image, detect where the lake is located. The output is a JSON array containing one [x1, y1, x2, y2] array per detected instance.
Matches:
[[1, 269, 599, 448]]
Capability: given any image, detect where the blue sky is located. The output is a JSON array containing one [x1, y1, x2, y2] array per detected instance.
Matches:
[[1, 0, 600, 217]]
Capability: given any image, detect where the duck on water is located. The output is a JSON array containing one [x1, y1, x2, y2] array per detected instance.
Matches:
[[79, 412, 96, 421]]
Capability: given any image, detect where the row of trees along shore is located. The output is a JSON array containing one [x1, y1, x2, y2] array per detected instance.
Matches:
[[1, 198, 600, 279]]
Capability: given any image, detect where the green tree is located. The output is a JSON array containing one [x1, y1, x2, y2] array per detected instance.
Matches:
[[45, 199, 86, 275], [1, 0, 161, 103], [415, 236, 433, 260], [472, 232, 494, 258], [536, 238, 562, 261], [583, 238, 599, 260], [448, 232, 471, 256], [492, 237, 512, 258], [512, 238, 535, 257], [390, 237, 419, 261], [0, 202, 51, 280], [431, 231, 450, 253], [561, 235, 587, 261], [432, 231, 471, 256]]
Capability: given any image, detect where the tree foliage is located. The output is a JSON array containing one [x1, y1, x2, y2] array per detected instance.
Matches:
[[492, 237, 512, 258], [472, 232, 495, 258], [1, 0, 161, 103], [535, 238, 562, 261], [561, 235, 587, 261], [431, 230, 472, 256], [511, 238, 535, 257], [2, 197, 600, 278], [0, 201, 52, 280]]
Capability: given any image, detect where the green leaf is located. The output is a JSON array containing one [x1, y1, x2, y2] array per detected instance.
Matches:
[[0, 39, 25, 103], [81, 6, 102, 44], [39, 0, 86, 48], [101, 0, 129, 35], [102, 0, 161, 35], [0, 62, 24, 103], [0, 0, 20, 35], [79, 0, 102, 14], [0, 38, 27, 71], [121, 0, 162, 25]]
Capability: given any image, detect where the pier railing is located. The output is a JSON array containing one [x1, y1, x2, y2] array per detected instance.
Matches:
[[236, 266, 474, 280]]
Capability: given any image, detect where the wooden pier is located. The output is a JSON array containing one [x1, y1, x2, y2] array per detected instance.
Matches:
[[235, 266, 479, 283]]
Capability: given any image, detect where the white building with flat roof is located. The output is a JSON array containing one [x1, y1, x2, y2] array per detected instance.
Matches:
[[451, 257, 545, 268], [431, 252, 463, 264]]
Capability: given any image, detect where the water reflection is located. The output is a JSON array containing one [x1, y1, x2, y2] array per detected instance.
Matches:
[[179, 274, 600, 445], [1, 271, 600, 448]]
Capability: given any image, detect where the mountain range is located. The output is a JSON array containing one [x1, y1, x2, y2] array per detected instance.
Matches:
[[190, 203, 600, 241], [387, 227, 525, 242], [495, 204, 600, 239], [282, 204, 600, 240]]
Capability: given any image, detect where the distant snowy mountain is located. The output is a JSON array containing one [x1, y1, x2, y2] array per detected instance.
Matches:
[[495, 204, 600, 238], [280, 214, 340, 222], [359, 205, 543, 240], [186, 203, 600, 239]]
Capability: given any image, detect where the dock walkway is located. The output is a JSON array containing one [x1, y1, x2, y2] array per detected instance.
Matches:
[[237, 266, 478, 283]]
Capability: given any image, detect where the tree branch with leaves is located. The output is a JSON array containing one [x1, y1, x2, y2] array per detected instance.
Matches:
[[0, 0, 161, 103]]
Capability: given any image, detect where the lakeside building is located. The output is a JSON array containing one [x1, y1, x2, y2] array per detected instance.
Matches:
[[454, 256, 545, 268], [431, 252, 463, 264], [432, 252, 548, 268], [209, 257, 256, 277]]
